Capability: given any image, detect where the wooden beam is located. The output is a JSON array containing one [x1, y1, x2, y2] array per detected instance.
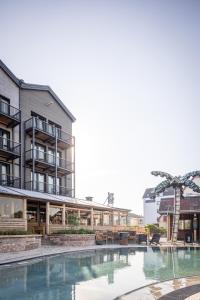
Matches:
[[46, 202, 50, 235]]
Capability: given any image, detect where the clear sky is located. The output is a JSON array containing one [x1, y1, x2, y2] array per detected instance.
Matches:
[[1, 0, 200, 214]]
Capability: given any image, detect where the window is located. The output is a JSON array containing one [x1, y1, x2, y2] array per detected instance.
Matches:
[[103, 213, 110, 225], [48, 120, 61, 138], [93, 211, 103, 226], [0, 129, 10, 151], [47, 176, 61, 194], [48, 149, 55, 164], [0, 163, 10, 185], [0, 197, 23, 218], [49, 206, 62, 224], [31, 143, 45, 161], [31, 112, 46, 131], [31, 172, 45, 192], [48, 175, 55, 194], [0, 96, 10, 115], [113, 213, 119, 225]]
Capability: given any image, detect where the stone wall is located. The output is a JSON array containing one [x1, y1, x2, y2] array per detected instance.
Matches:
[[0, 235, 41, 253], [44, 234, 95, 247]]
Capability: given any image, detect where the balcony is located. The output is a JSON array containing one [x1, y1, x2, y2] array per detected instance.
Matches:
[[24, 117, 74, 149], [25, 149, 74, 175], [25, 181, 74, 197], [0, 175, 21, 188], [0, 99, 21, 127], [0, 137, 21, 159]]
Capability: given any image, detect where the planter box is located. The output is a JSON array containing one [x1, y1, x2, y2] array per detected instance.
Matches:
[[0, 235, 42, 253], [44, 234, 95, 247]]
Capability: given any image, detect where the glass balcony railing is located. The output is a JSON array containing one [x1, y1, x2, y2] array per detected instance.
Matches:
[[24, 117, 74, 147], [0, 136, 21, 157], [25, 149, 74, 173], [25, 181, 74, 197], [0, 99, 21, 123], [0, 175, 21, 188]]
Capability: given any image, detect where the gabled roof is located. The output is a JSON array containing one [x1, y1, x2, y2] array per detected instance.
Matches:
[[143, 188, 155, 199], [143, 187, 174, 199], [0, 59, 20, 86], [0, 59, 76, 122]]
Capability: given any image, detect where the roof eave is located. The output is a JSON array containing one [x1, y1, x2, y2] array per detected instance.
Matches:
[[0, 60, 20, 87]]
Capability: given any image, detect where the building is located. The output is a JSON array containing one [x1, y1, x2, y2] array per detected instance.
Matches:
[[143, 187, 174, 225], [159, 179, 200, 242], [127, 212, 144, 227], [0, 60, 130, 234]]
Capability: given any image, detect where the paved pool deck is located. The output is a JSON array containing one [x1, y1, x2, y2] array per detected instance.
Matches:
[[116, 276, 200, 300]]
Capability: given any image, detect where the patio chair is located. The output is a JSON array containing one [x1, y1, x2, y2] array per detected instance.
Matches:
[[149, 233, 161, 245], [95, 231, 107, 245], [136, 234, 147, 245]]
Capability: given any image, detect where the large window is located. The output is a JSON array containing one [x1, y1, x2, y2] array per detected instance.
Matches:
[[31, 143, 45, 161], [0, 163, 10, 185], [93, 211, 103, 226], [0, 197, 23, 218], [113, 213, 119, 225], [178, 219, 192, 230], [103, 213, 110, 225], [31, 172, 45, 192]]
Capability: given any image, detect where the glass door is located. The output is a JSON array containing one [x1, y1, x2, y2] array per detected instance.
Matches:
[[48, 149, 55, 165], [38, 173, 45, 192], [0, 129, 10, 151], [0, 163, 9, 186], [48, 175, 55, 194]]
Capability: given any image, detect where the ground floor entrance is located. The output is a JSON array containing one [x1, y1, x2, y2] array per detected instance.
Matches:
[[167, 213, 200, 242]]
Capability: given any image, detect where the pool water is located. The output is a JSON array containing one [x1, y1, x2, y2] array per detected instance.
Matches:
[[1, 247, 200, 300]]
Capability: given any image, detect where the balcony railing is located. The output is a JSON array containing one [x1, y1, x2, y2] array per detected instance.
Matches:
[[0, 99, 21, 126], [24, 117, 74, 147], [25, 149, 74, 173], [0, 175, 21, 188], [25, 181, 74, 197], [0, 136, 21, 158]]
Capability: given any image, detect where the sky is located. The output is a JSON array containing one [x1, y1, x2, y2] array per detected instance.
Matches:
[[0, 0, 200, 214]]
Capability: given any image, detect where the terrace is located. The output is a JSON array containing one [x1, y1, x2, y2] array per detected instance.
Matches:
[[24, 117, 74, 149], [0, 99, 21, 127]]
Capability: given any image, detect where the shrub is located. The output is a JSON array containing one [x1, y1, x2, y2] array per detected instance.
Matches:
[[54, 228, 95, 235], [145, 224, 166, 236], [0, 230, 31, 235]]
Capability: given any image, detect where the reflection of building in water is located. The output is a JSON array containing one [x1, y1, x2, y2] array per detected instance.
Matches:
[[143, 248, 200, 282], [0, 249, 130, 300]]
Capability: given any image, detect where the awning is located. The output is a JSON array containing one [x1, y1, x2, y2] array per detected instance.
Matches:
[[0, 186, 130, 212]]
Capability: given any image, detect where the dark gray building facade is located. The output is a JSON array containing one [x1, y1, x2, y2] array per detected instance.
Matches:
[[0, 60, 76, 197]]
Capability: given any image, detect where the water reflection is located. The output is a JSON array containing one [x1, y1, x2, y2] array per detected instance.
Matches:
[[143, 247, 200, 281], [1, 247, 200, 300], [0, 249, 131, 300]]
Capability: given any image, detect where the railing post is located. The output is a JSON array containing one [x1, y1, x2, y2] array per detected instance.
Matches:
[[73, 137, 75, 198], [55, 126, 58, 195], [32, 118, 35, 191], [62, 204, 65, 227], [91, 208, 94, 230], [23, 199, 27, 231], [46, 202, 50, 235]]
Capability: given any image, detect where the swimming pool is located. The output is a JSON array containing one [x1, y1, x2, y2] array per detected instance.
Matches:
[[0, 247, 200, 300]]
